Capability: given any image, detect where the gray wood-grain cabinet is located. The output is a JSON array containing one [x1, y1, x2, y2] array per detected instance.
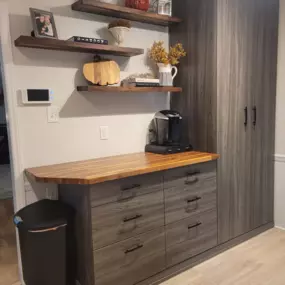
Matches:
[[170, 0, 279, 243], [59, 161, 218, 285]]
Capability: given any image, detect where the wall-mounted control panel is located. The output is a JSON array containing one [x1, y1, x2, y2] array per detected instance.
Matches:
[[22, 89, 53, 105]]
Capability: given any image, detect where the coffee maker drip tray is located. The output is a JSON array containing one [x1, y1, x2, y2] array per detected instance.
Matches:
[[145, 144, 193, 155]]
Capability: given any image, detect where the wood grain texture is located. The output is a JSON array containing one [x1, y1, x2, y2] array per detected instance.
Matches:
[[159, 227, 282, 285], [165, 209, 217, 267], [137, 223, 273, 285], [91, 190, 164, 249], [164, 161, 217, 224], [83, 61, 120, 86], [59, 186, 94, 285], [90, 172, 163, 207], [77, 86, 182, 93], [0, 199, 18, 285], [93, 227, 166, 285], [249, 0, 279, 230], [14, 36, 144, 57], [170, 0, 217, 152], [25, 151, 219, 185], [72, 0, 182, 26], [217, 0, 254, 243]]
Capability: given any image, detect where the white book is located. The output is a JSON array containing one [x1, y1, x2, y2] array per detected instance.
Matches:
[[131, 78, 160, 83]]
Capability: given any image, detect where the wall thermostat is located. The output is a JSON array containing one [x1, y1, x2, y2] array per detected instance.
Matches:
[[22, 89, 53, 105]]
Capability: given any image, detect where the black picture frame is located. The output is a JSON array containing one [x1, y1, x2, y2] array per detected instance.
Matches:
[[29, 8, 58, 39]]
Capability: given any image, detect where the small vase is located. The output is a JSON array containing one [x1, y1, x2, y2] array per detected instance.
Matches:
[[157, 63, 178, 86], [108, 27, 130, 46]]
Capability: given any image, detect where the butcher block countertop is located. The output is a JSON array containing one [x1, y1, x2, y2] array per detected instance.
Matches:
[[25, 151, 219, 185]]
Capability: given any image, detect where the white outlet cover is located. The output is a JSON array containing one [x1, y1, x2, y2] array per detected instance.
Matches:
[[47, 106, 60, 123]]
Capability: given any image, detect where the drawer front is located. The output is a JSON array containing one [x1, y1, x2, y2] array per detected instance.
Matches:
[[164, 162, 217, 224], [166, 209, 217, 267], [90, 173, 163, 207], [94, 227, 166, 285], [92, 190, 164, 249]]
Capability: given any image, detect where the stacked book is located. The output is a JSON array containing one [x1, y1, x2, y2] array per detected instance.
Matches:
[[123, 78, 160, 87]]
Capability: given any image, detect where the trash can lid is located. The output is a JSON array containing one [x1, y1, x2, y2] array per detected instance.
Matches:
[[14, 199, 73, 231]]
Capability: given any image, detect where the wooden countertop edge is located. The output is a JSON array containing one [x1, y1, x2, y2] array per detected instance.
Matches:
[[25, 153, 219, 185]]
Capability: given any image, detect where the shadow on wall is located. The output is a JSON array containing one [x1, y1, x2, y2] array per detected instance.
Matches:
[[49, 4, 167, 33], [60, 90, 169, 117]]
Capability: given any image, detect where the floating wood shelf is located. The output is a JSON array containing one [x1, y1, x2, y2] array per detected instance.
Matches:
[[14, 36, 144, 57], [77, 86, 182, 92], [72, 0, 182, 26]]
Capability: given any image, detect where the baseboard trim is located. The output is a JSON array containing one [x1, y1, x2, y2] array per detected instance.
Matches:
[[138, 222, 274, 285], [275, 225, 285, 231], [274, 154, 285, 162]]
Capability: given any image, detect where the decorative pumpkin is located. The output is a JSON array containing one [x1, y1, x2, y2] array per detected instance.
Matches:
[[83, 57, 120, 86], [125, 0, 150, 11]]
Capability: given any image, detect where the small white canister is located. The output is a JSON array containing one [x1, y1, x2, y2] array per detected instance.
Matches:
[[158, 0, 172, 16]]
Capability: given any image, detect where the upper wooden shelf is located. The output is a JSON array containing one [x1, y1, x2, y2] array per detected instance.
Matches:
[[14, 36, 144, 57], [77, 86, 182, 93], [26, 151, 219, 185], [72, 0, 182, 26]]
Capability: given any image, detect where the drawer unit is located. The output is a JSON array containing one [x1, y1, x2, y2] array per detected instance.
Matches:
[[92, 190, 164, 249], [166, 209, 218, 267], [90, 173, 163, 207], [93, 227, 166, 285], [164, 161, 217, 224]]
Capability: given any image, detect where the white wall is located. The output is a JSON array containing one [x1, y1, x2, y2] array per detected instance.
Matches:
[[275, 0, 285, 229], [4, 0, 169, 205]]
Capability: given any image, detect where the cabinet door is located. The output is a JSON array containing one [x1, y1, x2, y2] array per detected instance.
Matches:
[[250, 0, 279, 229], [217, 0, 254, 243]]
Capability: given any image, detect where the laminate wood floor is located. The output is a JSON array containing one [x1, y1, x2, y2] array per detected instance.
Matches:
[[0, 199, 19, 285], [160, 228, 285, 285]]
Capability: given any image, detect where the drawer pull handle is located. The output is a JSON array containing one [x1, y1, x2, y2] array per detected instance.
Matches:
[[185, 177, 199, 185], [186, 171, 200, 177], [118, 192, 136, 203], [123, 214, 142, 223], [125, 244, 143, 254], [121, 184, 141, 191], [187, 196, 202, 204], [188, 222, 202, 230]]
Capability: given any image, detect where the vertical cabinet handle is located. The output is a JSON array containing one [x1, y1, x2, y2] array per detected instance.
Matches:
[[244, 107, 248, 126], [252, 106, 257, 126]]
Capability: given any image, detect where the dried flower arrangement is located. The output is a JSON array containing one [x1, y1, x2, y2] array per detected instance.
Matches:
[[149, 41, 186, 65], [108, 19, 131, 29]]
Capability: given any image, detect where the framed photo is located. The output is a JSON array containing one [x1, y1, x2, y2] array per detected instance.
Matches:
[[29, 8, 58, 39]]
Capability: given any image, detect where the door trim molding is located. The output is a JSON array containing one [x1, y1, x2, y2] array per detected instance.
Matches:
[[274, 154, 285, 162], [0, 3, 25, 284]]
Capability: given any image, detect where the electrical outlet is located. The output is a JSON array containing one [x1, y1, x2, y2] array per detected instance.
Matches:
[[100, 126, 109, 140], [47, 106, 59, 123]]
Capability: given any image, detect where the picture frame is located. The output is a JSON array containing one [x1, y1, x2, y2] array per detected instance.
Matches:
[[29, 8, 58, 39]]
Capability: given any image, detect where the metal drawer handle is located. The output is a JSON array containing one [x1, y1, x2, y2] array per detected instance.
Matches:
[[185, 177, 199, 185], [118, 192, 137, 203], [121, 184, 141, 191], [125, 244, 143, 254], [186, 171, 200, 177], [188, 222, 202, 230], [123, 214, 142, 223], [187, 196, 202, 204]]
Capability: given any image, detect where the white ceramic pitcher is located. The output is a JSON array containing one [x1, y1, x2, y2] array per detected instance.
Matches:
[[157, 63, 178, 86]]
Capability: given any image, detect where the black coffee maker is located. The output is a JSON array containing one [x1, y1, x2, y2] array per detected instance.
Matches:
[[145, 110, 192, 155]]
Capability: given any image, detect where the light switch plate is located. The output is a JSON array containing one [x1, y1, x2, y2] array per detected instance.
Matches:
[[47, 106, 60, 123], [100, 126, 109, 140]]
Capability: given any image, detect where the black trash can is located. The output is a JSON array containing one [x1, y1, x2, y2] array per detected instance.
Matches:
[[14, 199, 74, 285]]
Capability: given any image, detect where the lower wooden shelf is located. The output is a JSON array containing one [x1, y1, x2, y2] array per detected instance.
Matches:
[[77, 86, 182, 92]]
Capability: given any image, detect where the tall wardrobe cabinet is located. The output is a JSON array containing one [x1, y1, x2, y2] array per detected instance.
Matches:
[[170, 0, 279, 243]]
